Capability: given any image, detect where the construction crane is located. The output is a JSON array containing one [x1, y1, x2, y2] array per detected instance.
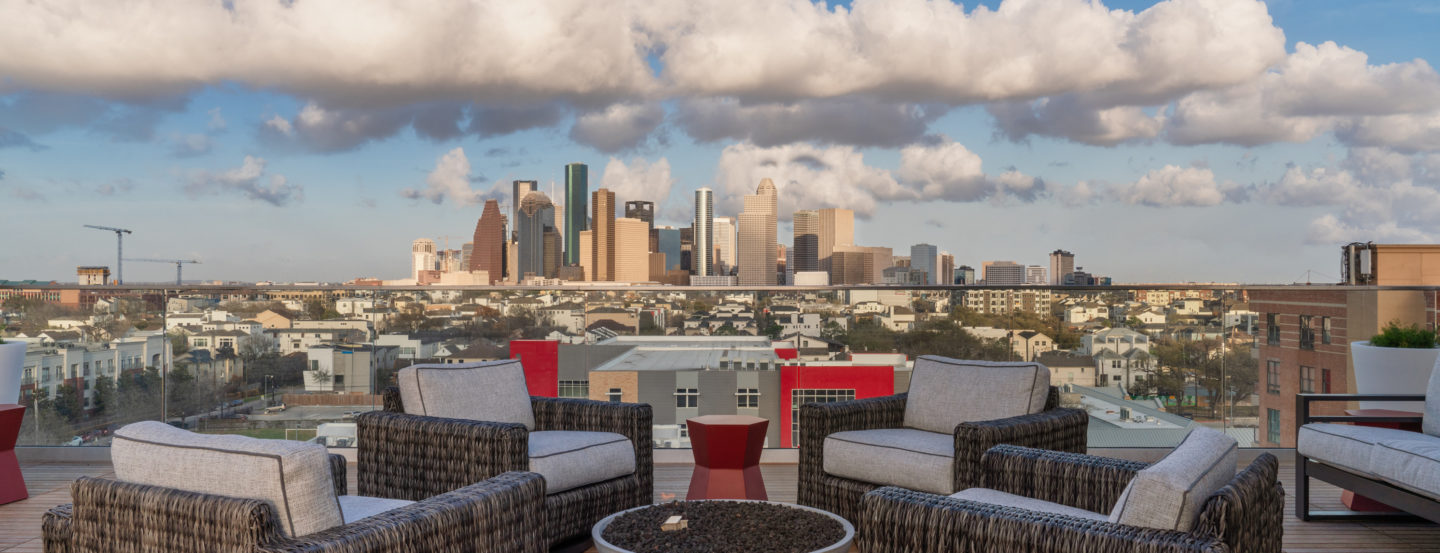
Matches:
[[125, 258, 201, 285], [83, 225, 133, 284]]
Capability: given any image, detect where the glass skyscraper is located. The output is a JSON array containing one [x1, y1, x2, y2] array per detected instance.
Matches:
[[563, 163, 588, 265]]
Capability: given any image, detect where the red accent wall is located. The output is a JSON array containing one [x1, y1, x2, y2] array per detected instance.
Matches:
[[509, 340, 559, 397], [774, 348, 799, 360], [780, 364, 894, 448]]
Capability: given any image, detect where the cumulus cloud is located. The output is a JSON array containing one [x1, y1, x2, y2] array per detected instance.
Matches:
[[676, 98, 943, 147], [182, 156, 302, 206], [570, 103, 666, 153], [260, 102, 565, 153], [1109, 165, 1240, 207], [989, 98, 1164, 146], [600, 157, 674, 205], [401, 147, 493, 206], [1248, 148, 1440, 243]]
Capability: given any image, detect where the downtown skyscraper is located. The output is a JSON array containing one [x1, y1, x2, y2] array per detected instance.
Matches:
[[693, 188, 713, 276], [911, 243, 938, 285], [713, 216, 735, 276], [470, 199, 506, 284], [591, 188, 616, 281], [515, 191, 558, 279], [738, 178, 778, 286], [1050, 249, 1075, 285], [793, 209, 819, 273], [563, 163, 588, 265]]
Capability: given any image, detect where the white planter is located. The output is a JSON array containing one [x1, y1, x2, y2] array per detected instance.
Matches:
[[0, 341, 26, 405], [1350, 340, 1439, 411]]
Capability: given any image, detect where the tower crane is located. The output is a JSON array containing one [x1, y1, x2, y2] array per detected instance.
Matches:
[[83, 225, 132, 284], [124, 258, 201, 285]]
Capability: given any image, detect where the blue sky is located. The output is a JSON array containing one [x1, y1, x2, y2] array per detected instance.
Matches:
[[3, 0, 1440, 284]]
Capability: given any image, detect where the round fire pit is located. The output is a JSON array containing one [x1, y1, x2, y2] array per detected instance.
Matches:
[[593, 500, 854, 553]]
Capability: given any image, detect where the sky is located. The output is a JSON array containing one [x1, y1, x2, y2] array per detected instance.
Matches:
[[3, 0, 1440, 285]]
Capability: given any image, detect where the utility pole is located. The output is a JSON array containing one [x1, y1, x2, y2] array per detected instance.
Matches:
[[84, 225, 133, 284]]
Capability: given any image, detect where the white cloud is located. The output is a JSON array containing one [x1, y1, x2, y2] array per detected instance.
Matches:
[[570, 103, 666, 153], [182, 156, 302, 206], [401, 147, 487, 205], [676, 97, 942, 147], [169, 133, 213, 157], [1109, 165, 1235, 207], [600, 157, 674, 205], [896, 140, 991, 201], [989, 98, 1164, 146]]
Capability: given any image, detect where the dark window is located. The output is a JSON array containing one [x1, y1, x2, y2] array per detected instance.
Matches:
[[1321, 368, 1332, 393], [1321, 317, 1332, 344], [1266, 314, 1280, 345], [1267, 408, 1281, 444], [608, 388, 623, 403], [558, 380, 589, 398], [1299, 315, 1315, 350], [675, 388, 699, 408], [791, 389, 855, 446], [333, 375, 344, 386], [1300, 366, 1315, 394], [736, 388, 760, 408], [1267, 360, 1281, 394]]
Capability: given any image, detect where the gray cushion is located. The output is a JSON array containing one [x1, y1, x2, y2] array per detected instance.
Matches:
[[950, 488, 1108, 521], [1370, 435, 1440, 501], [1109, 426, 1237, 532], [1298, 423, 1423, 475], [528, 431, 636, 494], [112, 421, 342, 537], [338, 495, 416, 524], [398, 360, 535, 430], [822, 428, 955, 495], [903, 356, 1050, 434], [1426, 354, 1440, 437]]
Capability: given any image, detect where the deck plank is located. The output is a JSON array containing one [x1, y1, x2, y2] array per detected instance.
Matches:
[[2, 457, 1434, 552]]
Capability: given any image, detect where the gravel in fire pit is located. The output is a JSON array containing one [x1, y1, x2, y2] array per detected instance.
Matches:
[[601, 501, 847, 553]]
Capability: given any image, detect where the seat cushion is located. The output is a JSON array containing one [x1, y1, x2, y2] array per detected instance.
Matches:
[[1370, 435, 1440, 501], [528, 431, 636, 494], [903, 356, 1051, 434], [338, 495, 416, 524], [1298, 423, 1423, 475], [397, 360, 535, 429], [111, 421, 342, 537], [1109, 426, 1237, 532], [950, 488, 1108, 522], [823, 428, 955, 495]]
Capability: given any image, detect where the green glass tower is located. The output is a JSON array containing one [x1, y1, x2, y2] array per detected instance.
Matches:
[[563, 163, 589, 265]]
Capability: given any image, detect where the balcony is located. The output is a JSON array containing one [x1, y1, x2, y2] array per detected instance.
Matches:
[[2, 283, 1439, 550]]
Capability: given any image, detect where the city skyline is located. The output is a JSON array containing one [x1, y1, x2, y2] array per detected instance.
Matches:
[[4, 1, 1440, 284]]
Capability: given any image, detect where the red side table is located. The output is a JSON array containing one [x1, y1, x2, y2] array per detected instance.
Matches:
[[686, 415, 767, 500], [1341, 408, 1421, 512], [0, 404, 27, 504]]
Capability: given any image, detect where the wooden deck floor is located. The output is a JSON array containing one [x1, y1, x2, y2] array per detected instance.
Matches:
[[2, 457, 1436, 552]]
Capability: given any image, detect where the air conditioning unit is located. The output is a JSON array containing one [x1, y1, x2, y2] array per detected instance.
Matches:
[[1119, 407, 1132, 421]]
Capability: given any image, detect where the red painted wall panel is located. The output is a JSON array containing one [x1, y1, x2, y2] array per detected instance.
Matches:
[[779, 364, 894, 448], [509, 340, 559, 397]]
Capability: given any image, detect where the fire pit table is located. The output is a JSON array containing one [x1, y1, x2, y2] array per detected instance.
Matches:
[[592, 500, 854, 553]]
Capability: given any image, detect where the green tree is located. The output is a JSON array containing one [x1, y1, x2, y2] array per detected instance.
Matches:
[[713, 322, 739, 336], [51, 382, 85, 423], [90, 376, 116, 419], [169, 332, 190, 355]]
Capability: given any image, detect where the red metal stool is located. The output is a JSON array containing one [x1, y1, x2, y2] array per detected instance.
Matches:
[[0, 404, 27, 505], [686, 415, 767, 500]]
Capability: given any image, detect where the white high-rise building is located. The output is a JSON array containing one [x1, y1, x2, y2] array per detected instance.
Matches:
[[713, 217, 736, 276], [693, 188, 714, 276], [738, 178, 778, 286], [1026, 265, 1047, 285], [411, 238, 436, 280]]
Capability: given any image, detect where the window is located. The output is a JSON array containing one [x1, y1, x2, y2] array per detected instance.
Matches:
[[679, 422, 688, 438], [1267, 360, 1281, 394], [558, 380, 590, 399], [1266, 314, 1280, 345], [1321, 368, 1332, 393], [608, 388, 623, 403], [737, 388, 760, 408], [311, 360, 320, 371], [675, 388, 699, 408], [1298, 315, 1315, 350], [333, 375, 344, 386], [1267, 408, 1281, 444], [1321, 317, 1332, 344], [791, 389, 856, 446], [1300, 366, 1315, 393], [194, 338, 209, 347], [1112, 360, 1121, 369]]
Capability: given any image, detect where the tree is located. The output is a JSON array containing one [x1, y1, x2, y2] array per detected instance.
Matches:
[[713, 322, 739, 336], [305, 299, 327, 320], [639, 312, 665, 336], [820, 320, 846, 342], [238, 334, 278, 364], [90, 376, 116, 419], [169, 332, 190, 355], [51, 382, 84, 423]]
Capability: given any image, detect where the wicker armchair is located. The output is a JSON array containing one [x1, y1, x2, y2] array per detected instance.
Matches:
[[859, 445, 1284, 553], [359, 387, 653, 549], [42, 456, 546, 553], [797, 384, 1087, 524]]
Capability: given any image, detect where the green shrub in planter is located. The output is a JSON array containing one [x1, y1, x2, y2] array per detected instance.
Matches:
[[1370, 321, 1438, 348]]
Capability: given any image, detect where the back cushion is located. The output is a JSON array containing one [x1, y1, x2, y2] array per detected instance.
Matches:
[[902, 356, 1051, 434], [1109, 426, 1238, 532], [111, 421, 342, 537], [1425, 354, 1440, 437], [397, 360, 535, 429]]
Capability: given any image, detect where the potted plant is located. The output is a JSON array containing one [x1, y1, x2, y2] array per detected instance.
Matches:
[[1351, 321, 1438, 411], [0, 332, 25, 404]]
